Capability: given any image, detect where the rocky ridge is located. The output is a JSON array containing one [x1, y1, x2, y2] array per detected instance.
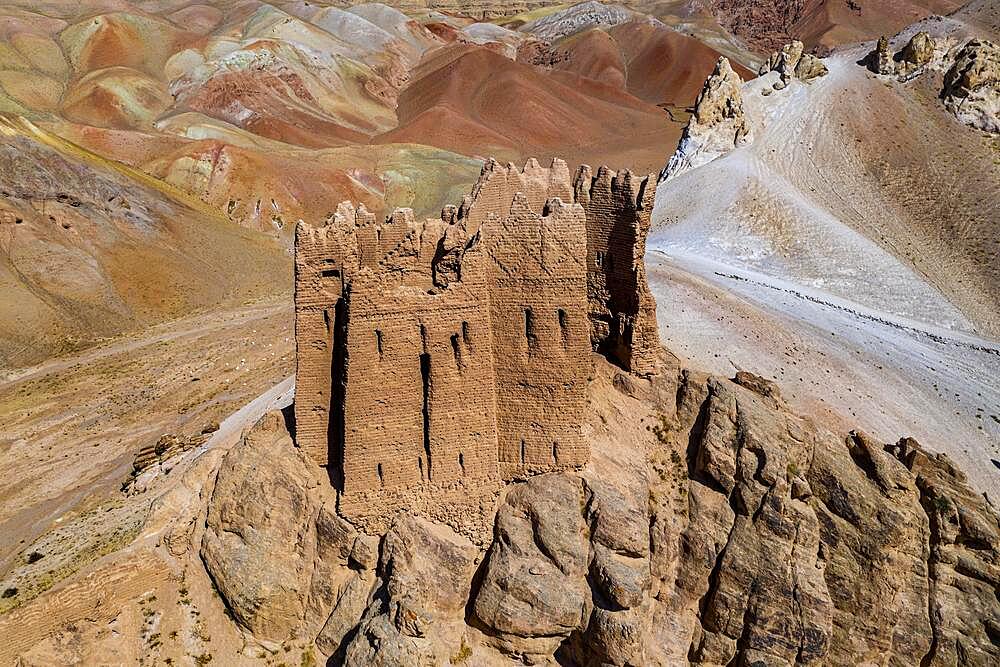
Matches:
[[195, 356, 1000, 665], [659, 57, 751, 181], [942, 39, 1000, 133], [863, 29, 999, 133]]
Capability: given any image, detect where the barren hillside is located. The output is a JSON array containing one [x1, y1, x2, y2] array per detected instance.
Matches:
[[0, 117, 287, 368]]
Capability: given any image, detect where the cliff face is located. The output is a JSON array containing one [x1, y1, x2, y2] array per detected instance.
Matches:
[[199, 355, 1000, 665]]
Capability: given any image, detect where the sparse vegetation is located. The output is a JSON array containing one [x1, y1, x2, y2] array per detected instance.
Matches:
[[450, 637, 473, 664]]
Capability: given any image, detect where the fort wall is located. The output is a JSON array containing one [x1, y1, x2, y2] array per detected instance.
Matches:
[[574, 165, 659, 376], [481, 194, 590, 478], [294, 157, 661, 535]]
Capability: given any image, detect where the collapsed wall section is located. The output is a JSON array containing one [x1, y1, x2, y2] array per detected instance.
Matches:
[[574, 165, 660, 376]]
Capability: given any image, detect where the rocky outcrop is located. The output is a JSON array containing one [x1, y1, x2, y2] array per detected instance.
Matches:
[[645, 370, 1000, 666], [900, 31, 936, 69], [200, 365, 1000, 665], [794, 52, 828, 81], [200, 412, 375, 647], [660, 57, 751, 181], [340, 515, 477, 665], [865, 31, 938, 78], [867, 35, 896, 74], [942, 39, 1000, 133], [520, 1, 633, 43], [471, 473, 652, 664], [759, 39, 804, 79], [759, 40, 828, 85]]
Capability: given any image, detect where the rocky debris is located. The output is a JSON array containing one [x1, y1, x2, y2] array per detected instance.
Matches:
[[942, 39, 1000, 133], [759, 40, 828, 84], [198, 367, 1000, 665], [660, 57, 751, 181], [126, 425, 220, 492]]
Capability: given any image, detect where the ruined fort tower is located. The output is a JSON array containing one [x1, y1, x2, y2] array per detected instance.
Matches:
[[294, 158, 659, 530]]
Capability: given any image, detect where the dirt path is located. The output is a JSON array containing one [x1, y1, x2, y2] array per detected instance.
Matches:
[[0, 299, 288, 388], [0, 297, 294, 568]]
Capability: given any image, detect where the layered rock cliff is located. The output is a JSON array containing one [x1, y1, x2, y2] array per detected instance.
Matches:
[[200, 356, 1000, 665]]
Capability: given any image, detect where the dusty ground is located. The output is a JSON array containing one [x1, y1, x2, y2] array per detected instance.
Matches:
[[653, 46, 1000, 338], [0, 296, 294, 581]]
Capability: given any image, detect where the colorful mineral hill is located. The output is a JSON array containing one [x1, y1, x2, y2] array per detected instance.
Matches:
[[293, 157, 659, 529]]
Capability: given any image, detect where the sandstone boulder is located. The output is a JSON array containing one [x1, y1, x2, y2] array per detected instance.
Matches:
[[942, 39, 1000, 133], [200, 411, 368, 650], [200, 412, 322, 643], [866, 35, 896, 75], [900, 31, 936, 68], [795, 53, 829, 81], [341, 515, 478, 666], [472, 474, 591, 660]]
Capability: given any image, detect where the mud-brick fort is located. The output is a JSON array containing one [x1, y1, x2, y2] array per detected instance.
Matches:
[[294, 158, 660, 532]]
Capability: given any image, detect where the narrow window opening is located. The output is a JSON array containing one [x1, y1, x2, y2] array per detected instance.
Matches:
[[552, 442, 559, 464], [321, 268, 340, 278], [450, 334, 463, 371], [376, 463, 384, 486], [375, 329, 384, 359], [459, 452, 465, 475], [596, 251, 605, 268], [524, 308, 537, 350], [420, 352, 433, 481], [520, 439, 526, 464], [557, 309, 568, 348]]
